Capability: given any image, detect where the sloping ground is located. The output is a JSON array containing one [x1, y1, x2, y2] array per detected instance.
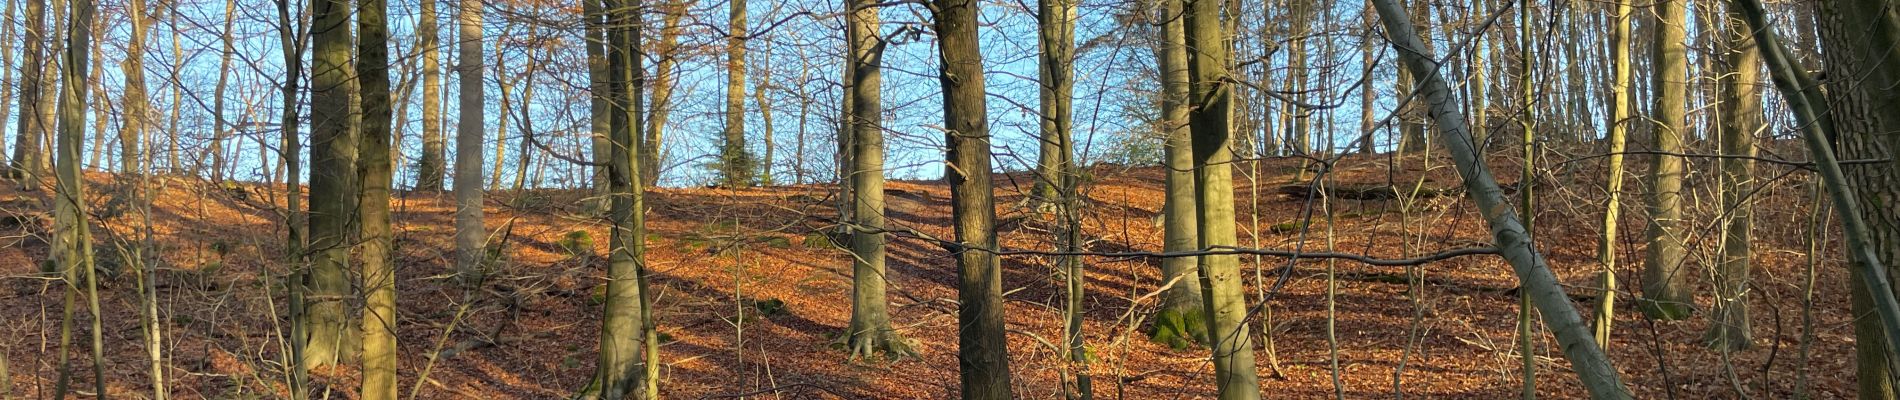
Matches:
[[0, 152, 1861, 398]]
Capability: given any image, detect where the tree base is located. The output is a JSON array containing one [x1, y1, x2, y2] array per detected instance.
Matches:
[[1146, 307, 1208, 350], [839, 328, 918, 361]]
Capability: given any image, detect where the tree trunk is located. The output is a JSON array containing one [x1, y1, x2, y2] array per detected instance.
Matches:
[[50, 0, 100, 396], [755, 43, 775, 186], [1182, 0, 1261, 397], [1639, 0, 1692, 320], [452, 0, 486, 283], [1705, 2, 1760, 350], [720, 0, 752, 187], [416, 0, 445, 191], [841, 0, 910, 358], [1037, 0, 1087, 395], [356, 0, 397, 396], [1368, 0, 1632, 397], [590, 0, 655, 397], [931, 0, 1015, 396], [209, 0, 236, 181], [1594, 0, 1633, 349], [1149, 0, 1206, 349], [117, 0, 148, 173], [304, 0, 358, 371], [641, 0, 686, 187], [0, 0, 16, 168], [10, 0, 47, 188], [1031, 0, 1075, 206], [276, 0, 308, 396], [1812, 0, 1900, 396]]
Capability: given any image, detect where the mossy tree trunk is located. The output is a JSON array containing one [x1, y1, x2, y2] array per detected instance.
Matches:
[[1812, 0, 1900, 396], [1149, 0, 1206, 349]]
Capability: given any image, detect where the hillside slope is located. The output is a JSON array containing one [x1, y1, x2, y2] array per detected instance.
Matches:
[[0, 153, 1861, 398]]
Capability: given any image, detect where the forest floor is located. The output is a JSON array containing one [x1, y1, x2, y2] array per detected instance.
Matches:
[[0, 151, 1863, 399]]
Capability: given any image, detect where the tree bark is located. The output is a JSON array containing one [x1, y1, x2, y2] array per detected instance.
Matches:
[[1182, 0, 1261, 397], [720, 0, 753, 186], [9, 0, 47, 188], [209, 0, 237, 181], [1639, 0, 1692, 320], [1706, 2, 1760, 350], [116, 0, 148, 173], [453, 0, 486, 283], [641, 0, 686, 187], [1368, 0, 1633, 396], [1593, 0, 1633, 349], [590, 0, 656, 398], [1150, 0, 1206, 349], [1811, 0, 1900, 396], [357, 0, 397, 396], [842, 0, 910, 358], [51, 0, 99, 396], [416, 0, 445, 191], [931, 0, 1015, 396], [303, 0, 358, 370]]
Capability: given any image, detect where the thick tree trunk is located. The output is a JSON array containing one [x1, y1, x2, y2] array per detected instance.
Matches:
[[842, 0, 909, 358], [1036, 0, 1087, 395], [118, 0, 149, 173], [1150, 0, 1206, 349], [357, 0, 397, 396], [931, 0, 1015, 396], [0, 0, 13, 165], [755, 44, 775, 186], [590, 0, 656, 398], [1639, 0, 1692, 320], [1031, 0, 1075, 206], [1370, 0, 1632, 396], [1182, 0, 1260, 397], [452, 0, 485, 283], [303, 0, 358, 370], [1812, 0, 1900, 396], [51, 0, 99, 396], [416, 0, 445, 191]]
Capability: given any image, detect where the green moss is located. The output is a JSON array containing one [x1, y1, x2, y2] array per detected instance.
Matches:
[[761, 236, 793, 249], [1268, 220, 1311, 234], [587, 285, 608, 306], [558, 230, 595, 258], [801, 232, 834, 249], [1147, 308, 1209, 350]]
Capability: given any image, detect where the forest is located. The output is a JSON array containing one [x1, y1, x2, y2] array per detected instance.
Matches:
[[0, 0, 1897, 398]]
